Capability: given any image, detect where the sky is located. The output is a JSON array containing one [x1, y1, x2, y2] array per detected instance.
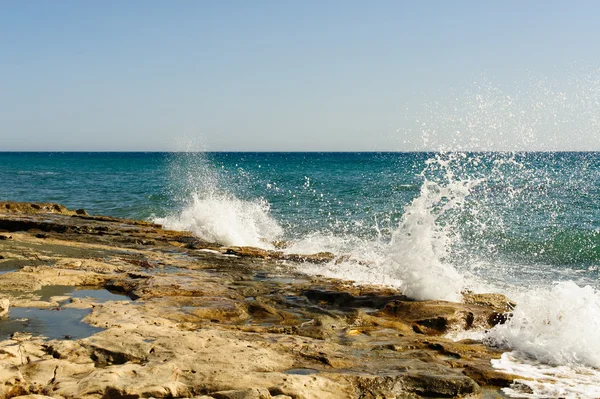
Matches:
[[1, 0, 600, 151]]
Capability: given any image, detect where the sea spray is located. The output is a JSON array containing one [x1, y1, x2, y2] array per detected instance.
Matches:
[[405, 72, 600, 396], [299, 151, 479, 301], [486, 282, 600, 397], [485, 281, 600, 366], [379, 153, 484, 300], [154, 151, 283, 247], [156, 192, 282, 247]]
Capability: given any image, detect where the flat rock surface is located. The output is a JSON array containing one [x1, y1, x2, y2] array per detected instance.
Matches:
[[0, 202, 520, 399]]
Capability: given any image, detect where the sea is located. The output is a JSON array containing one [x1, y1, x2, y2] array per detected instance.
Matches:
[[2, 150, 600, 397]]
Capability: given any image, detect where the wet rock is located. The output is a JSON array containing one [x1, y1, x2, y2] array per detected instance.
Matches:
[[380, 299, 503, 334], [0, 202, 72, 215], [463, 292, 515, 311], [247, 299, 281, 319], [280, 252, 335, 264], [462, 361, 524, 387], [352, 369, 480, 398], [303, 289, 407, 309], [221, 246, 270, 258], [212, 388, 272, 399], [402, 371, 481, 396]]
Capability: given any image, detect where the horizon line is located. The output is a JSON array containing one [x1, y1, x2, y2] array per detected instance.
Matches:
[[1, 150, 600, 154]]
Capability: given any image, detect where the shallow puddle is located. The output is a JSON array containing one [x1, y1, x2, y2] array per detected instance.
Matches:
[[33, 285, 131, 303], [0, 286, 130, 340], [0, 307, 102, 340], [0, 265, 17, 275], [0, 259, 31, 274], [35, 285, 74, 301], [284, 368, 320, 375], [253, 272, 304, 285], [70, 287, 132, 302]]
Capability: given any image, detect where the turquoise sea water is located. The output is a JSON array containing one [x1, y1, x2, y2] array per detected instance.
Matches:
[[1, 151, 600, 284], [3, 151, 600, 396]]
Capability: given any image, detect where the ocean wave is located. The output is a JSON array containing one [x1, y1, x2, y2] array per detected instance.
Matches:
[[155, 151, 283, 248], [154, 192, 282, 248], [294, 161, 470, 302], [486, 281, 600, 369]]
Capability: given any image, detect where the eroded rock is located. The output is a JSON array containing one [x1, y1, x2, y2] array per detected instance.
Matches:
[[0, 203, 520, 398], [0, 298, 8, 318]]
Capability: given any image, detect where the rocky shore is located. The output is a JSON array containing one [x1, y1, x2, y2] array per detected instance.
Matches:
[[0, 202, 519, 399]]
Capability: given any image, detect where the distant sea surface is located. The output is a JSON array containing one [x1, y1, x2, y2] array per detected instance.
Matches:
[[2, 152, 600, 279], [3, 151, 600, 397]]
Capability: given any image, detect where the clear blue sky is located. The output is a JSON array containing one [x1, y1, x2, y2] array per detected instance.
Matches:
[[1, 1, 599, 151]]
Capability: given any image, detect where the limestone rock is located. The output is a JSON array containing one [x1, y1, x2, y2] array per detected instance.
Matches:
[[379, 299, 508, 334], [352, 370, 481, 398], [0, 201, 72, 215], [11, 396, 60, 399], [463, 292, 515, 312], [223, 246, 270, 258], [0, 203, 523, 399], [280, 252, 336, 264], [0, 298, 8, 318], [212, 388, 272, 399]]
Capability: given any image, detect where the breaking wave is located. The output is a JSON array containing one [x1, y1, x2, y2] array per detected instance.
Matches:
[[153, 151, 282, 248]]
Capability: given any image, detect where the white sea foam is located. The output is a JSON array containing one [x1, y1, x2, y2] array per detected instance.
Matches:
[[155, 192, 282, 248], [295, 154, 472, 301], [486, 281, 600, 368], [382, 174, 472, 301], [492, 352, 600, 398], [154, 151, 283, 248]]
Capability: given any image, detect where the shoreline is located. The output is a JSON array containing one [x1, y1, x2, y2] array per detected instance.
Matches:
[[0, 201, 517, 399]]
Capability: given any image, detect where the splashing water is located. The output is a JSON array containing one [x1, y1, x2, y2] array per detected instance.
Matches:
[[486, 282, 600, 368], [154, 151, 283, 247], [299, 151, 482, 301], [382, 153, 480, 300], [156, 192, 282, 247], [410, 71, 600, 396], [481, 282, 600, 398]]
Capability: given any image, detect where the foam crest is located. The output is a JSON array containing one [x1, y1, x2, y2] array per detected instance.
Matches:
[[485, 281, 600, 368], [297, 153, 472, 301], [155, 151, 283, 248], [156, 192, 282, 248], [384, 171, 471, 301]]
